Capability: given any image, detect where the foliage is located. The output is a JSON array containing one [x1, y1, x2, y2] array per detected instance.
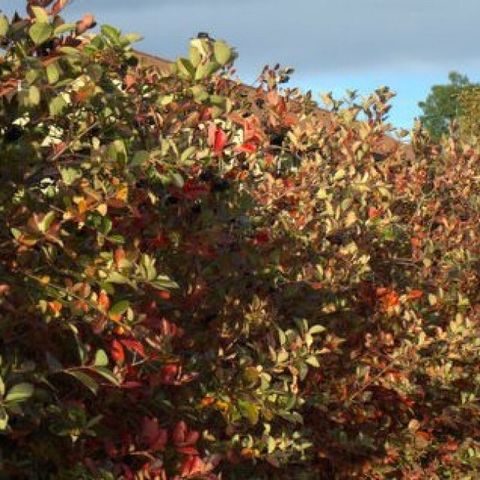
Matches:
[[418, 71, 476, 140], [1, 2, 480, 479], [458, 86, 480, 139]]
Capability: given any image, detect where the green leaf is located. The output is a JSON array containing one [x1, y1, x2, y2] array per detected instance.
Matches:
[[106, 234, 125, 245], [29, 22, 53, 46], [267, 436, 276, 454], [37, 211, 56, 233], [209, 94, 225, 106], [46, 63, 60, 85], [60, 167, 82, 186], [49, 95, 67, 117], [151, 275, 179, 290], [122, 32, 143, 44], [92, 367, 119, 386], [170, 172, 184, 188], [0, 375, 4, 397], [109, 300, 130, 316], [108, 139, 127, 164], [180, 146, 196, 163], [101, 24, 120, 43], [214, 41, 233, 66], [4, 383, 34, 404], [31, 6, 49, 23], [0, 14, 9, 37], [59, 46, 82, 57], [105, 272, 130, 285], [309, 324, 326, 335], [189, 45, 202, 67], [0, 408, 8, 431], [237, 399, 259, 425], [130, 150, 150, 167], [175, 58, 195, 80], [139, 254, 157, 281], [66, 370, 99, 395], [305, 356, 320, 368], [28, 85, 40, 107], [195, 61, 220, 81], [94, 349, 109, 367], [54, 23, 76, 35], [190, 85, 209, 102], [278, 411, 303, 424]]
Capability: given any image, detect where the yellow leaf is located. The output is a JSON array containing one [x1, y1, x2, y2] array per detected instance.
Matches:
[[115, 186, 128, 202], [77, 199, 88, 215], [96, 203, 108, 216], [344, 210, 357, 227]]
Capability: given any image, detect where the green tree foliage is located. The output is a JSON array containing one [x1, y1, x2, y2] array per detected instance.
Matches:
[[418, 71, 472, 140], [458, 86, 480, 138], [1, 1, 480, 479]]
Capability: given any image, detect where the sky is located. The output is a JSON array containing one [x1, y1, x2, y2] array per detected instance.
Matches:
[[2, 0, 480, 129]]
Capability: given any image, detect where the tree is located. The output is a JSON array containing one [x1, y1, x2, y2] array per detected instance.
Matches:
[[418, 71, 472, 140], [458, 86, 480, 138]]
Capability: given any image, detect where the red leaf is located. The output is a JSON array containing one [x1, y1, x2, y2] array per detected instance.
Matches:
[[368, 207, 382, 219], [208, 124, 227, 156], [176, 446, 199, 456], [155, 290, 171, 300], [181, 179, 210, 201], [141, 417, 168, 452], [148, 233, 169, 249], [253, 230, 270, 245], [235, 142, 257, 154], [151, 364, 180, 386], [172, 420, 188, 445], [173, 421, 200, 447], [120, 338, 146, 358], [111, 339, 125, 364], [179, 456, 207, 478]]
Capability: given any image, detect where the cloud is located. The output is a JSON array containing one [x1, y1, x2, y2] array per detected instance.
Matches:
[[2, 0, 479, 129], [2, 0, 479, 78]]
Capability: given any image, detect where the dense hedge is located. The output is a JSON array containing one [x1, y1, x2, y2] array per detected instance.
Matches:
[[1, 2, 480, 479]]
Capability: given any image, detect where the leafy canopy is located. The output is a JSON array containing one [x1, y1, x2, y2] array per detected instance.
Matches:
[[418, 71, 479, 140], [1, 1, 480, 479]]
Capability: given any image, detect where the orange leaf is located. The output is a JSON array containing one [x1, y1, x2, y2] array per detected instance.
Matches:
[[200, 396, 215, 407], [48, 300, 63, 315], [98, 291, 110, 312], [114, 247, 126, 268], [407, 290, 424, 301]]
